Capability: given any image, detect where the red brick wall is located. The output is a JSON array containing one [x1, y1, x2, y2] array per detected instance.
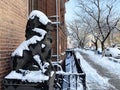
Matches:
[[46, 0, 56, 16], [0, 0, 27, 90]]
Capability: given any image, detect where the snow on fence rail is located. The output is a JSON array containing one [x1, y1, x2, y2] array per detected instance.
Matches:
[[54, 49, 86, 90], [55, 73, 85, 90]]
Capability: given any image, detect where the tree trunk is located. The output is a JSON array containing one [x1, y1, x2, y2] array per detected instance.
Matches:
[[95, 40, 98, 51], [101, 41, 105, 51]]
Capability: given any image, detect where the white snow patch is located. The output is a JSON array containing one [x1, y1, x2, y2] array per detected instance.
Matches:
[[5, 70, 49, 83], [33, 55, 42, 68], [63, 50, 84, 90], [22, 71, 49, 83], [33, 55, 50, 73], [74, 48, 82, 60], [42, 62, 50, 73], [42, 44, 45, 48], [5, 71, 23, 80], [76, 51, 112, 89], [74, 51, 81, 60], [12, 28, 47, 57], [65, 54, 77, 73], [61, 52, 65, 55], [32, 28, 47, 35], [29, 10, 51, 25]]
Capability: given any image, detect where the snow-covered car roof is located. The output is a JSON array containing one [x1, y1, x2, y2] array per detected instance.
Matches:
[[106, 47, 120, 55]]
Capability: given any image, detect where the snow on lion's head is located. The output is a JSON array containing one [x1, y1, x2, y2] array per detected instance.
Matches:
[[25, 10, 52, 40]]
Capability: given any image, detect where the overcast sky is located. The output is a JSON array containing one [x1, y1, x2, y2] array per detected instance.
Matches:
[[65, 0, 120, 24], [65, 0, 78, 23]]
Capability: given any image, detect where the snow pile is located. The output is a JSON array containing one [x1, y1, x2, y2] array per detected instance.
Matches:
[[29, 10, 51, 25], [42, 44, 45, 48], [5, 70, 51, 83]]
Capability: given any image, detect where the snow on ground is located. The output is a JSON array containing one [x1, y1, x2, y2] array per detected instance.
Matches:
[[81, 49, 120, 75], [75, 51, 111, 89]]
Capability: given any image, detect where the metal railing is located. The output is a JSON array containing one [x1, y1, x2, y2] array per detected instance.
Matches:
[[54, 73, 86, 90], [54, 49, 86, 90]]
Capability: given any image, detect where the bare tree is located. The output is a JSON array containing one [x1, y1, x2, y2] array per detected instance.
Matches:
[[77, 0, 120, 51], [78, 14, 99, 50], [67, 19, 90, 48]]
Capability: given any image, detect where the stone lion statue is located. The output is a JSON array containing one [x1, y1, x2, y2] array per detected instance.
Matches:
[[11, 10, 53, 75]]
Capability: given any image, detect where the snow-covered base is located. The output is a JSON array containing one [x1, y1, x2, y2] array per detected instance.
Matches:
[[5, 70, 54, 83]]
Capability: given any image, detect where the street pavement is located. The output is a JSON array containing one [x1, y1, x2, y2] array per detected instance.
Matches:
[[80, 51, 120, 90]]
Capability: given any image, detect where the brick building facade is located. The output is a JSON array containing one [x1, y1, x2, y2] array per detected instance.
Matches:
[[0, 0, 27, 89], [0, 0, 67, 89]]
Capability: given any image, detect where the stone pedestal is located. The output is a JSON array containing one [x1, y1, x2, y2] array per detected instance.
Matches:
[[3, 72, 55, 90]]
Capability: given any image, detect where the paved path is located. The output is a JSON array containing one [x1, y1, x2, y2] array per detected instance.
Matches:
[[80, 51, 120, 90]]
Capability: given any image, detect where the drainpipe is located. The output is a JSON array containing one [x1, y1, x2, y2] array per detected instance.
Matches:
[[56, 0, 59, 62], [32, 0, 34, 10]]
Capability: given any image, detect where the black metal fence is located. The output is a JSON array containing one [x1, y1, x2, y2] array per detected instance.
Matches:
[[54, 49, 86, 90], [54, 73, 86, 90]]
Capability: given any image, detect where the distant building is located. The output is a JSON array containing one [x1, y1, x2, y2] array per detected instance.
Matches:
[[67, 36, 74, 48], [0, 0, 67, 89]]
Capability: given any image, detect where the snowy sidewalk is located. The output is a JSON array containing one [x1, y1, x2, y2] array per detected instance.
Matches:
[[79, 50, 120, 90]]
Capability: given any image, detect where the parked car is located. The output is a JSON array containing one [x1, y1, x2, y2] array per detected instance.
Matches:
[[90, 46, 96, 51], [84, 47, 90, 50], [103, 47, 120, 59]]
